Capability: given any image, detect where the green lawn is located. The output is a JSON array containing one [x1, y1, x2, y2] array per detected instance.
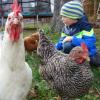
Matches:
[[24, 28, 100, 100]]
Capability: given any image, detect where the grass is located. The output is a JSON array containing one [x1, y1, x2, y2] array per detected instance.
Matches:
[[24, 27, 100, 100]]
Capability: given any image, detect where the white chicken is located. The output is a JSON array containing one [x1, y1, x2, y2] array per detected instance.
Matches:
[[0, 0, 32, 100], [0, 31, 3, 54]]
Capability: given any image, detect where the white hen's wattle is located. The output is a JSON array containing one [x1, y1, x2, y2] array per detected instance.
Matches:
[[0, 12, 32, 100]]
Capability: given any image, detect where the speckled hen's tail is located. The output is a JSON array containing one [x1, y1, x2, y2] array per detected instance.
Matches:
[[39, 29, 45, 34], [38, 29, 49, 43], [37, 29, 56, 60], [39, 29, 47, 38]]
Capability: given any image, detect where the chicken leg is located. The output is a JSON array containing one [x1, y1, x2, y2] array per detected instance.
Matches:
[[54, 95, 61, 100]]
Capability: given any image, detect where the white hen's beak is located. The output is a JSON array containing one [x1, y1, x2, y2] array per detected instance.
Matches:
[[13, 17, 19, 25]]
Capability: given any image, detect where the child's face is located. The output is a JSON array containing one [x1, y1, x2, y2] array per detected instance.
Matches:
[[61, 16, 78, 26]]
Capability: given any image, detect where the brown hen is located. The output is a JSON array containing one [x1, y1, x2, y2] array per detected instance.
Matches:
[[24, 32, 39, 52]]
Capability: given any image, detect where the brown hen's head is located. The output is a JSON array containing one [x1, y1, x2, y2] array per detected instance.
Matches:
[[24, 33, 39, 52], [69, 43, 90, 64], [5, 0, 23, 42]]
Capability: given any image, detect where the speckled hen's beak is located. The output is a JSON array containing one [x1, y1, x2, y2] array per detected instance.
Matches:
[[86, 56, 90, 62], [83, 55, 90, 62]]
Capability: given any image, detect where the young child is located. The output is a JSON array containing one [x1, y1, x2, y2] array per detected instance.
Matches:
[[55, 1, 100, 67]]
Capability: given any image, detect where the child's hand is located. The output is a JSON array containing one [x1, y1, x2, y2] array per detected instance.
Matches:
[[62, 36, 73, 43]]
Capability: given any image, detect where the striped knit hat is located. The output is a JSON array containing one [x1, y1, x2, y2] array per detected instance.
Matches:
[[60, 1, 84, 19]]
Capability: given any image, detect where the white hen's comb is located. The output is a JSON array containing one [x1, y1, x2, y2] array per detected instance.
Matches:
[[11, 0, 21, 16]]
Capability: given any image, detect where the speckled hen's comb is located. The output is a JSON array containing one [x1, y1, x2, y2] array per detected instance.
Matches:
[[11, 0, 21, 16], [81, 42, 88, 53]]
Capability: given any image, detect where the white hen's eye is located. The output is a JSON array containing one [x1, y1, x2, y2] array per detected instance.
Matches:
[[20, 18, 23, 21], [8, 17, 11, 20]]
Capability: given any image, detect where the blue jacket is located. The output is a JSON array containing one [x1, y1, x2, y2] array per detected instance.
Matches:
[[56, 16, 97, 57]]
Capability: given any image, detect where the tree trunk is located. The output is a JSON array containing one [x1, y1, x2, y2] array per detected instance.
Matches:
[[94, 0, 97, 21], [51, 0, 71, 33]]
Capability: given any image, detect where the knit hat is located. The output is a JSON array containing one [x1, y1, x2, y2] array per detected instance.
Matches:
[[60, 1, 84, 19]]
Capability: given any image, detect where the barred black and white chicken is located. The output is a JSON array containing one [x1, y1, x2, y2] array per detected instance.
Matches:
[[37, 30, 94, 100]]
